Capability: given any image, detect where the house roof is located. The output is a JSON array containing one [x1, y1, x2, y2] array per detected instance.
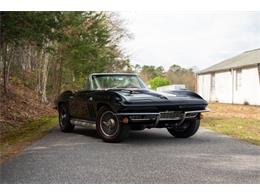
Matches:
[[198, 48, 260, 74]]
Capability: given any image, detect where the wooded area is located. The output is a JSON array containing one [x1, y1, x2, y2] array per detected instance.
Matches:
[[0, 12, 132, 102], [136, 64, 196, 90], [0, 11, 196, 104]]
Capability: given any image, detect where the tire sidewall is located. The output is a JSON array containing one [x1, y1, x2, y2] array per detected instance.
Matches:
[[58, 103, 74, 132], [96, 106, 129, 142], [167, 119, 200, 138]]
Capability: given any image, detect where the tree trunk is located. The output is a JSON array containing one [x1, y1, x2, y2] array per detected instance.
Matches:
[[36, 49, 43, 95], [2, 43, 8, 93], [41, 50, 49, 103], [0, 13, 6, 93], [57, 59, 62, 97]]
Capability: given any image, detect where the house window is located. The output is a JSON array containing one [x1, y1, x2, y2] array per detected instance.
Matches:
[[211, 73, 215, 92], [236, 69, 242, 90]]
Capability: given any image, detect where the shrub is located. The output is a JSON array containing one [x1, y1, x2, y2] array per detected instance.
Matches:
[[149, 76, 170, 90]]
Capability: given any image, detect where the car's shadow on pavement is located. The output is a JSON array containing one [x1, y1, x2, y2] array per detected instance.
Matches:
[[72, 128, 100, 139], [72, 127, 214, 145]]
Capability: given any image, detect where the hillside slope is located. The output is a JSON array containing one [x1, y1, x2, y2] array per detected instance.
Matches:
[[0, 81, 56, 134], [0, 80, 57, 163]]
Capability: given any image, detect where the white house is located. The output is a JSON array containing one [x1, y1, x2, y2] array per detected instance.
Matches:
[[197, 48, 260, 105]]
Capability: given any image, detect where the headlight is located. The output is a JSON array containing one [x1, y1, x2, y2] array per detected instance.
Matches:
[[115, 96, 122, 101]]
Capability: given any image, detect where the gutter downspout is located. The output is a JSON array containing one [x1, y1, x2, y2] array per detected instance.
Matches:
[[257, 63, 260, 84], [231, 69, 234, 104], [195, 73, 198, 93]]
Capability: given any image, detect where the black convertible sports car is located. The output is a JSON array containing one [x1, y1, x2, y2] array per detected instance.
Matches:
[[55, 73, 208, 142]]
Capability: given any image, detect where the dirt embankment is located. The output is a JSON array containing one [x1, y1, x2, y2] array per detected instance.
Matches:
[[0, 81, 58, 163], [0, 82, 56, 134]]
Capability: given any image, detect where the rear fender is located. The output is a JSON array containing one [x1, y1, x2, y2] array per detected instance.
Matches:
[[54, 90, 75, 109]]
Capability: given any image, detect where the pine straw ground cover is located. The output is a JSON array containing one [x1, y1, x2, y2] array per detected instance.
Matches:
[[201, 103, 260, 145], [0, 82, 57, 163]]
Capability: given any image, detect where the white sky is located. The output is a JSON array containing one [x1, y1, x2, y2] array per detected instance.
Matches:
[[120, 11, 260, 71]]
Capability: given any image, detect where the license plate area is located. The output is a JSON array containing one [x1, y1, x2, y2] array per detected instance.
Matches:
[[159, 111, 184, 120]]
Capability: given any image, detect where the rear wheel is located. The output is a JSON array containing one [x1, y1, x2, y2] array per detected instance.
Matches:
[[167, 119, 200, 138], [96, 106, 129, 142], [58, 103, 74, 132]]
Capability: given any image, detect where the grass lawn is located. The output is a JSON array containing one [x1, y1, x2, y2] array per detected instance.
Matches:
[[0, 116, 58, 163], [201, 103, 260, 145]]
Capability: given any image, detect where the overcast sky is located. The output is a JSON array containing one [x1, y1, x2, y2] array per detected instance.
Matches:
[[120, 12, 260, 71]]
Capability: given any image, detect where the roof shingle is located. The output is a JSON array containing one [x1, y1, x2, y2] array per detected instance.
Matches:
[[198, 48, 260, 74]]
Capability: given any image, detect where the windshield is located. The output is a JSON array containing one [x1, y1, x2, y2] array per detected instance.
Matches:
[[92, 75, 147, 90]]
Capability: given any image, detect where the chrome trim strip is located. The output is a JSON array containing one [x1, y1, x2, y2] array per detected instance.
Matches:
[[115, 113, 159, 116], [154, 113, 161, 126], [184, 109, 210, 114], [115, 109, 209, 125], [115, 109, 209, 117], [177, 109, 209, 125], [70, 119, 96, 129]]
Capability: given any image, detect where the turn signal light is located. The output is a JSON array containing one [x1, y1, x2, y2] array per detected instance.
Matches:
[[199, 113, 205, 119], [122, 117, 129, 124]]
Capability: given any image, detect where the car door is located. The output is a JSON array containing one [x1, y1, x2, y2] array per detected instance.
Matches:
[[69, 91, 84, 119], [69, 90, 95, 120]]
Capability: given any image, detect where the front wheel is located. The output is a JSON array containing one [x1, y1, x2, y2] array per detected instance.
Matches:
[[167, 119, 200, 138], [96, 106, 129, 143]]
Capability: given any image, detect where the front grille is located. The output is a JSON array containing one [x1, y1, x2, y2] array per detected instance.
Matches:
[[160, 111, 184, 120], [129, 114, 157, 121]]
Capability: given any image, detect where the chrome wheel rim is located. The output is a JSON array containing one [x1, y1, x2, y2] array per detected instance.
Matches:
[[100, 111, 119, 137], [59, 106, 67, 127]]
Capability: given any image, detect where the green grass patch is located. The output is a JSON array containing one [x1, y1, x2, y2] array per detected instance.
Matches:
[[201, 117, 260, 145], [0, 116, 58, 163]]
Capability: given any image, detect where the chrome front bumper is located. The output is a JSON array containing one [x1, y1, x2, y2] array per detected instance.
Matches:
[[115, 109, 209, 126]]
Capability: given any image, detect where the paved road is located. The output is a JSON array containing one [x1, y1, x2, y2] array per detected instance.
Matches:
[[1, 127, 259, 183]]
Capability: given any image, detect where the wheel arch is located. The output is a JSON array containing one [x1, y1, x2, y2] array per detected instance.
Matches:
[[58, 101, 67, 109], [96, 103, 113, 112]]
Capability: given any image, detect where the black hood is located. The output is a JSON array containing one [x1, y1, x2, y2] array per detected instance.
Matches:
[[112, 89, 207, 106]]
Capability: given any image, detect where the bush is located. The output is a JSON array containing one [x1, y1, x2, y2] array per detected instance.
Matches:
[[149, 76, 170, 90]]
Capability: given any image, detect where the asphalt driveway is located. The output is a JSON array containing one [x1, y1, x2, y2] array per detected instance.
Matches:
[[0, 127, 259, 183]]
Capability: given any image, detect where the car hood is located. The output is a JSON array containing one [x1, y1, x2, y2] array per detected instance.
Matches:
[[112, 89, 207, 106]]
